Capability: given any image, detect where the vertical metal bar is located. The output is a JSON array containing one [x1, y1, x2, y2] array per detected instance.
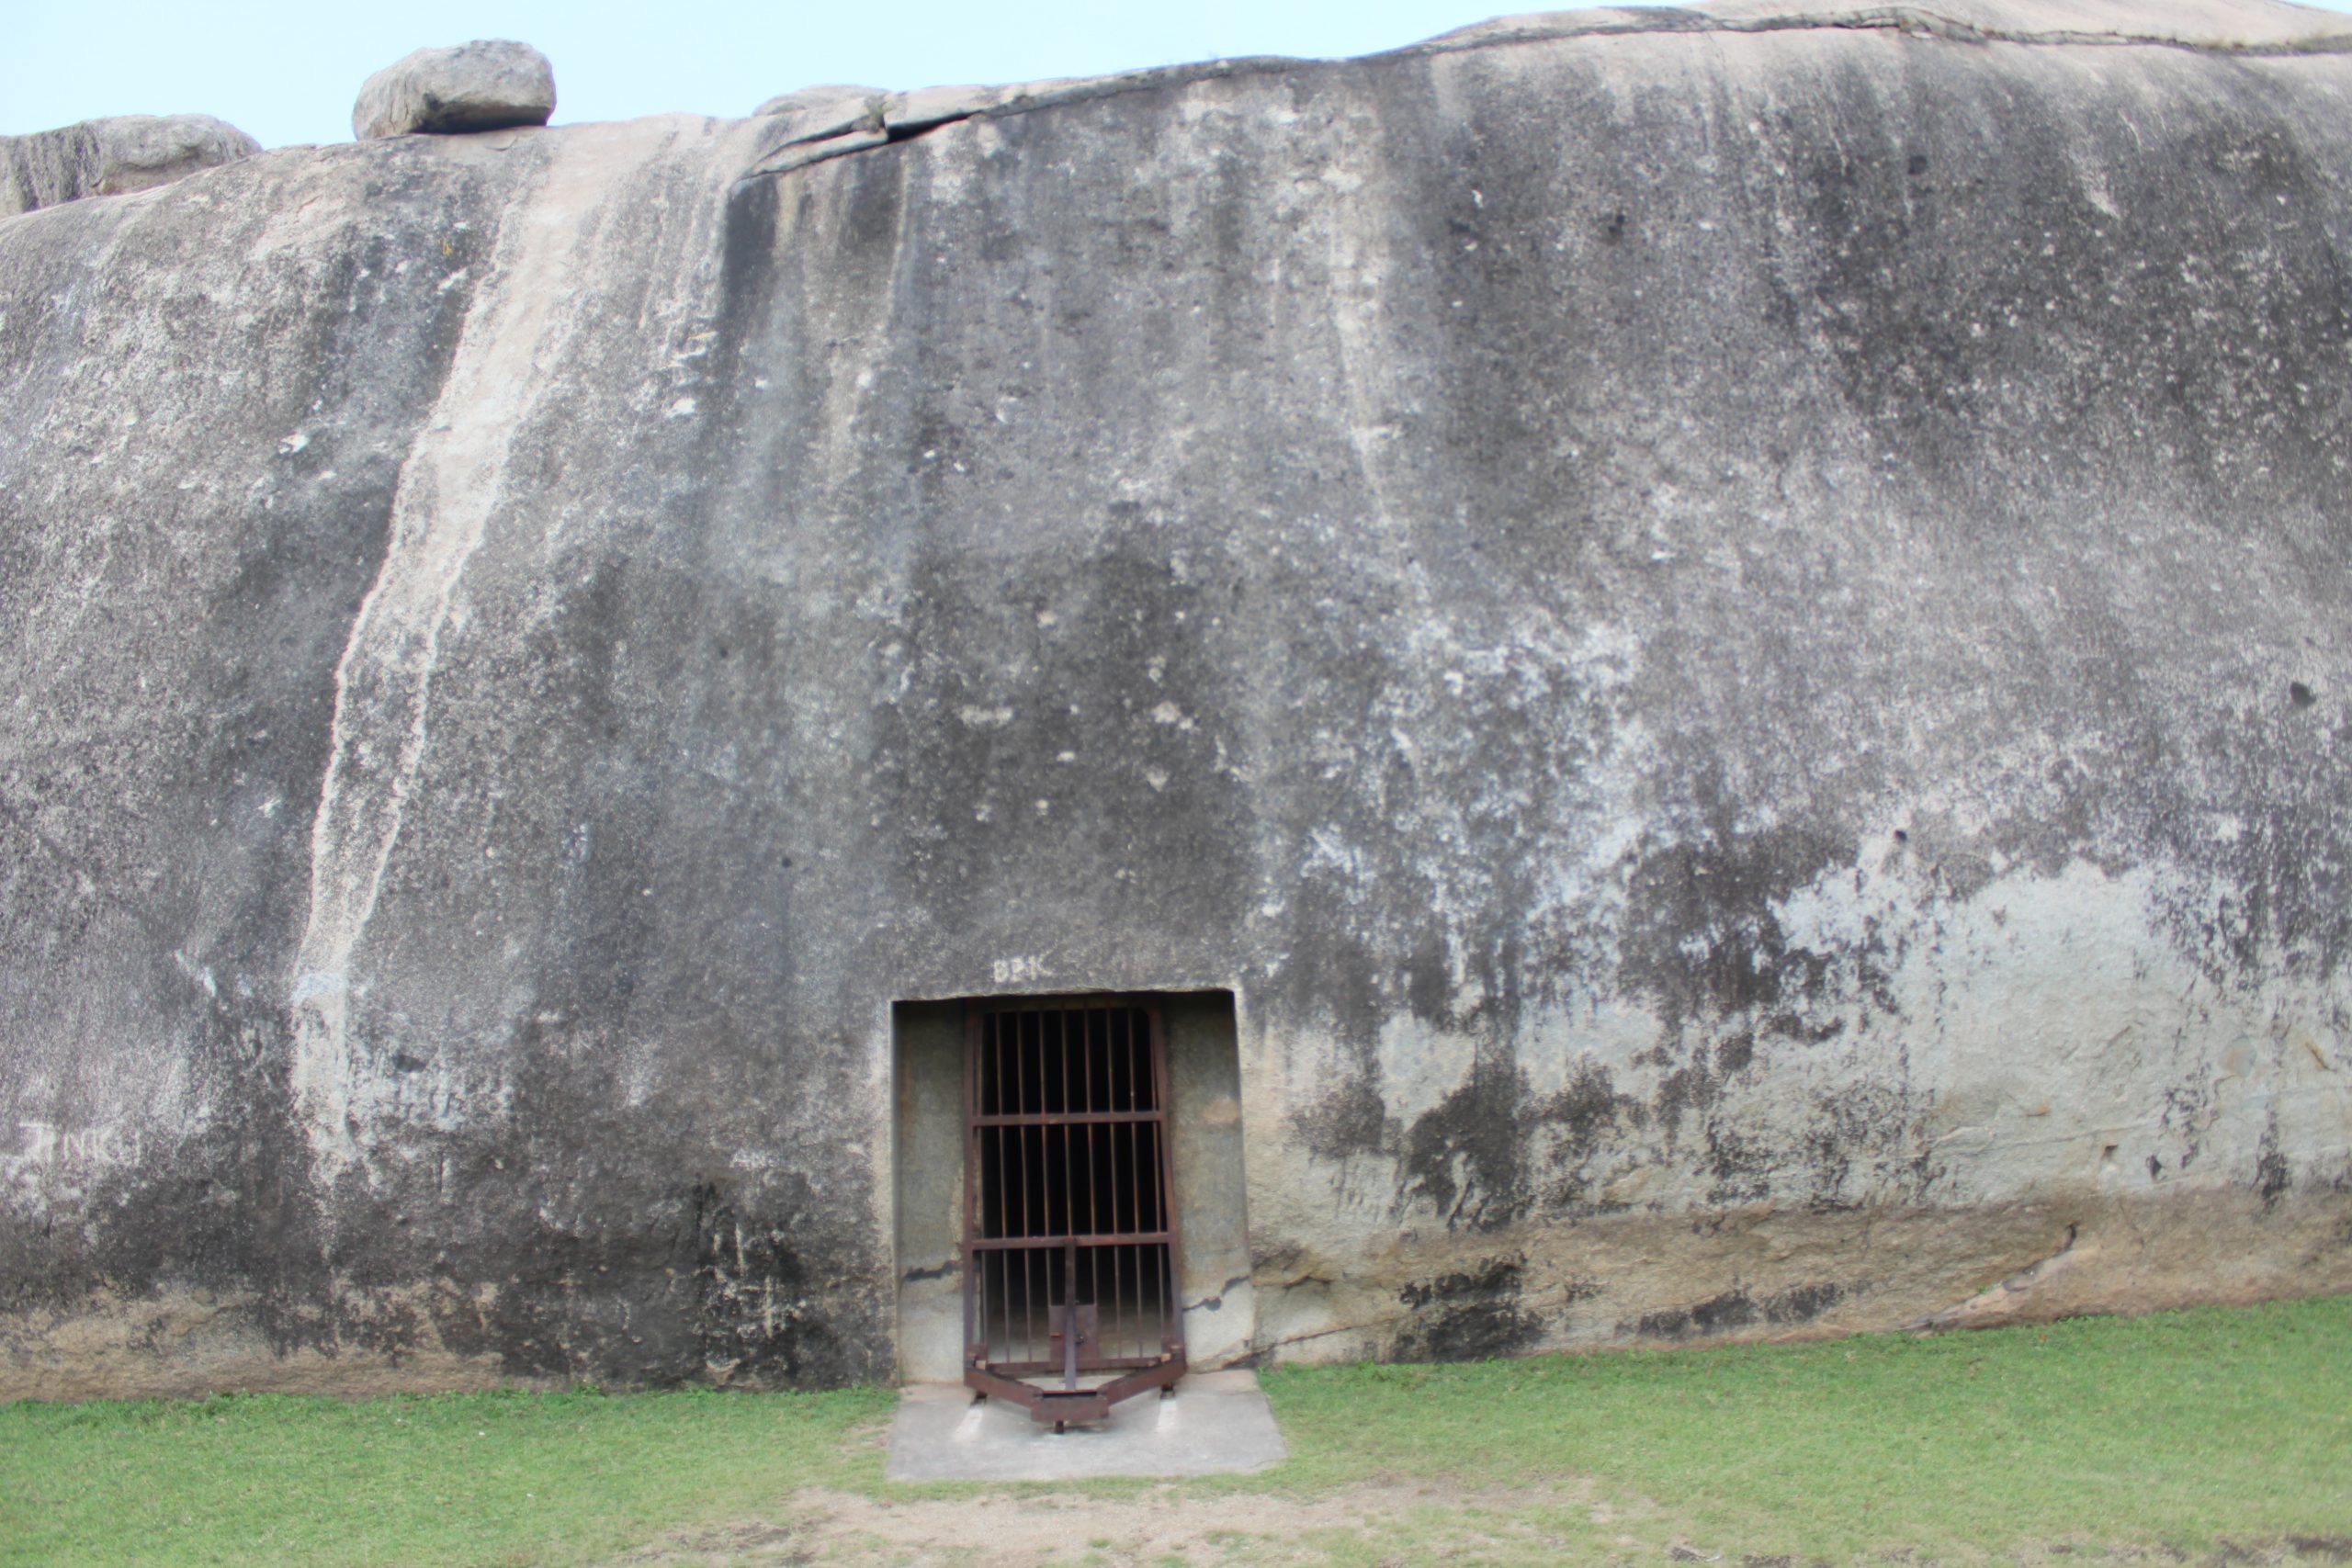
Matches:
[[1128, 1012, 1146, 1225], [1058, 1008, 1074, 1245], [1126, 1009, 1147, 1360], [1027, 1021, 1039, 1357], [1007, 1014, 1026, 1360], [992, 1014, 1011, 1362], [1149, 1004, 1184, 1356], [1063, 1241, 1080, 1388], [997, 1020, 1015, 1241], [1082, 1010, 1099, 1358], [1012, 1014, 1030, 1236], [1110, 1134, 1125, 1355], [992, 1015, 1009, 1238], [1105, 1005, 1118, 1111], [1077, 1010, 1095, 1241], [962, 1005, 980, 1369], [1046, 1010, 1061, 1366]]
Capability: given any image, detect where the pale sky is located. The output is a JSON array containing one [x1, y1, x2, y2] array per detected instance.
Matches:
[[8, 0, 2352, 150]]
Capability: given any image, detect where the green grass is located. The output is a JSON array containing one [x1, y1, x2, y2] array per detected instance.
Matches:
[[1252, 1294, 2352, 1561], [0, 1382, 893, 1567], [4, 1296, 2347, 1566]]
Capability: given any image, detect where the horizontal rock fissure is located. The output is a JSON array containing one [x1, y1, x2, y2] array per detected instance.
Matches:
[[1904, 1223, 2083, 1332], [1186, 1274, 1253, 1314]]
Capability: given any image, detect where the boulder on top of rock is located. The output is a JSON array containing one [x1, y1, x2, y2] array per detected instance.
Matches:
[[1, 114, 260, 218], [353, 39, 555, 141]]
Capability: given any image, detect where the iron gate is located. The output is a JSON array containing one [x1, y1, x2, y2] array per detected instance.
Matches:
[[962, 996, 1187, 1427]]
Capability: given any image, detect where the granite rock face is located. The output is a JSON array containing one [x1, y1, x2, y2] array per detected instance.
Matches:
[[1, 115, 260, 217], [353, 40, 557, 141], [2, 0, 2349, 1398]]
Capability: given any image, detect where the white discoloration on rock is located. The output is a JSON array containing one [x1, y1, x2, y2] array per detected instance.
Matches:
[[287, 118, 750, 1181]]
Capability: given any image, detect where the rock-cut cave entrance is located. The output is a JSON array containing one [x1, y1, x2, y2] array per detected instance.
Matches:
[[892, 990, 1251, 1427], [962, 997, 1182, 1427]]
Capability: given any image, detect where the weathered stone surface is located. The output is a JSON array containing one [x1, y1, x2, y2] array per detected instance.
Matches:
[[0, 115, 260, 218], [2, 0, 2349, 1399], [352, 39, 556, 141], [752, 85, 885, 123]]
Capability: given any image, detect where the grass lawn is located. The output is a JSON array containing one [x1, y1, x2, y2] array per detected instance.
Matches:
[[4, 1295, 2347, 1566]]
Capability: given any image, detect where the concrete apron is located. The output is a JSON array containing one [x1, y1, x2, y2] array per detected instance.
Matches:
[[885, 1371, 1288, 1482]]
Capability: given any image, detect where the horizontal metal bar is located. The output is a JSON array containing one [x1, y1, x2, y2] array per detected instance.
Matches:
[[964, 1367, 1043, 1406], [968, 1110, 1166, 1128], [1089, 1358, 1187, 1405], [1026, 1392, 1112, 1424], [968, 995, 1152, 1014], [965, 1232, 1173, 1251], [967, 1354, 1176, 1376]]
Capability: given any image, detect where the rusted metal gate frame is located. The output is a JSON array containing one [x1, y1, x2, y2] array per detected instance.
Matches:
[[961, 995, 1188, 1428]]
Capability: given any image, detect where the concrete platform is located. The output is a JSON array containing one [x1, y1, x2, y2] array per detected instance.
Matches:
[[884, 1370, 1288, 1482]]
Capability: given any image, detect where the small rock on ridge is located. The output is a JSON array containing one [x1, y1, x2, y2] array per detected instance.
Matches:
[[2, 115, 260, 218], [353, 40, 556, 141]]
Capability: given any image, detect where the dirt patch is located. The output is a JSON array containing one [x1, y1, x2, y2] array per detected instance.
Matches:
[[608, 1505, 2352, 1568], [607, 1477, 1632, 1565]]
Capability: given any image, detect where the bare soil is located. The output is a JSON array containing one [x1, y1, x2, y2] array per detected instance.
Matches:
[[608, 1477, 1632, 1565]]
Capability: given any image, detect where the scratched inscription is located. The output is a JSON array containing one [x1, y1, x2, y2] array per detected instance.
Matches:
[[4, 1119, 143, 1179]]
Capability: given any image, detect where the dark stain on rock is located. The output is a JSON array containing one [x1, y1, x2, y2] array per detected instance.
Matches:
[[1635, 1289, 1758, 1340], [1292, 1068, 1389, 1162], [1629, 1281, 1851, 1340], [2256, 1146, 2290, 1211], [1394, 1255, 1544, 1362], [1398, 1054, 1527, 1229], [1532, 1057, 1646, 1172], [1702, 1122, 1780, 1205], [1654, 1059, 1720, 1131], [1766, 1011, 1846, 1045], [1616, 774, 1861, 1032], [1799, 1081, 1930, 1203], [1766, 1282, 1849, 1325], [1713, 1031, 1755, 1076], [690, 1180, 861, 1386]]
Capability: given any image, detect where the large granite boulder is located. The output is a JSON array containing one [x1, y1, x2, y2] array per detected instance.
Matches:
[[1, 114, 259, 218], [353, 40, 556, 141], [1, 0, 2349, 1400]]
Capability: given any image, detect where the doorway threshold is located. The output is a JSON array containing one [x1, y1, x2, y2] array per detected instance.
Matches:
[[884, 1370, 1287, 1482]]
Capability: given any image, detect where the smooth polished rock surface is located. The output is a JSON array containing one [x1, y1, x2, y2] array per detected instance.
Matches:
[[887, 1373, 1287, 1481], [2, 0, 2349, 1400], [353, 39, 556, 140], [1, 114, 259, 217]]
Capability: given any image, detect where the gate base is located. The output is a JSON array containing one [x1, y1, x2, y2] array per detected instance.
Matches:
[[966, 1358, 1187, 1427]]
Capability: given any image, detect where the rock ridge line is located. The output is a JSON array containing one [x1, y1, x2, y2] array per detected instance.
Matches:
[[742, 3, 2352, 182]]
